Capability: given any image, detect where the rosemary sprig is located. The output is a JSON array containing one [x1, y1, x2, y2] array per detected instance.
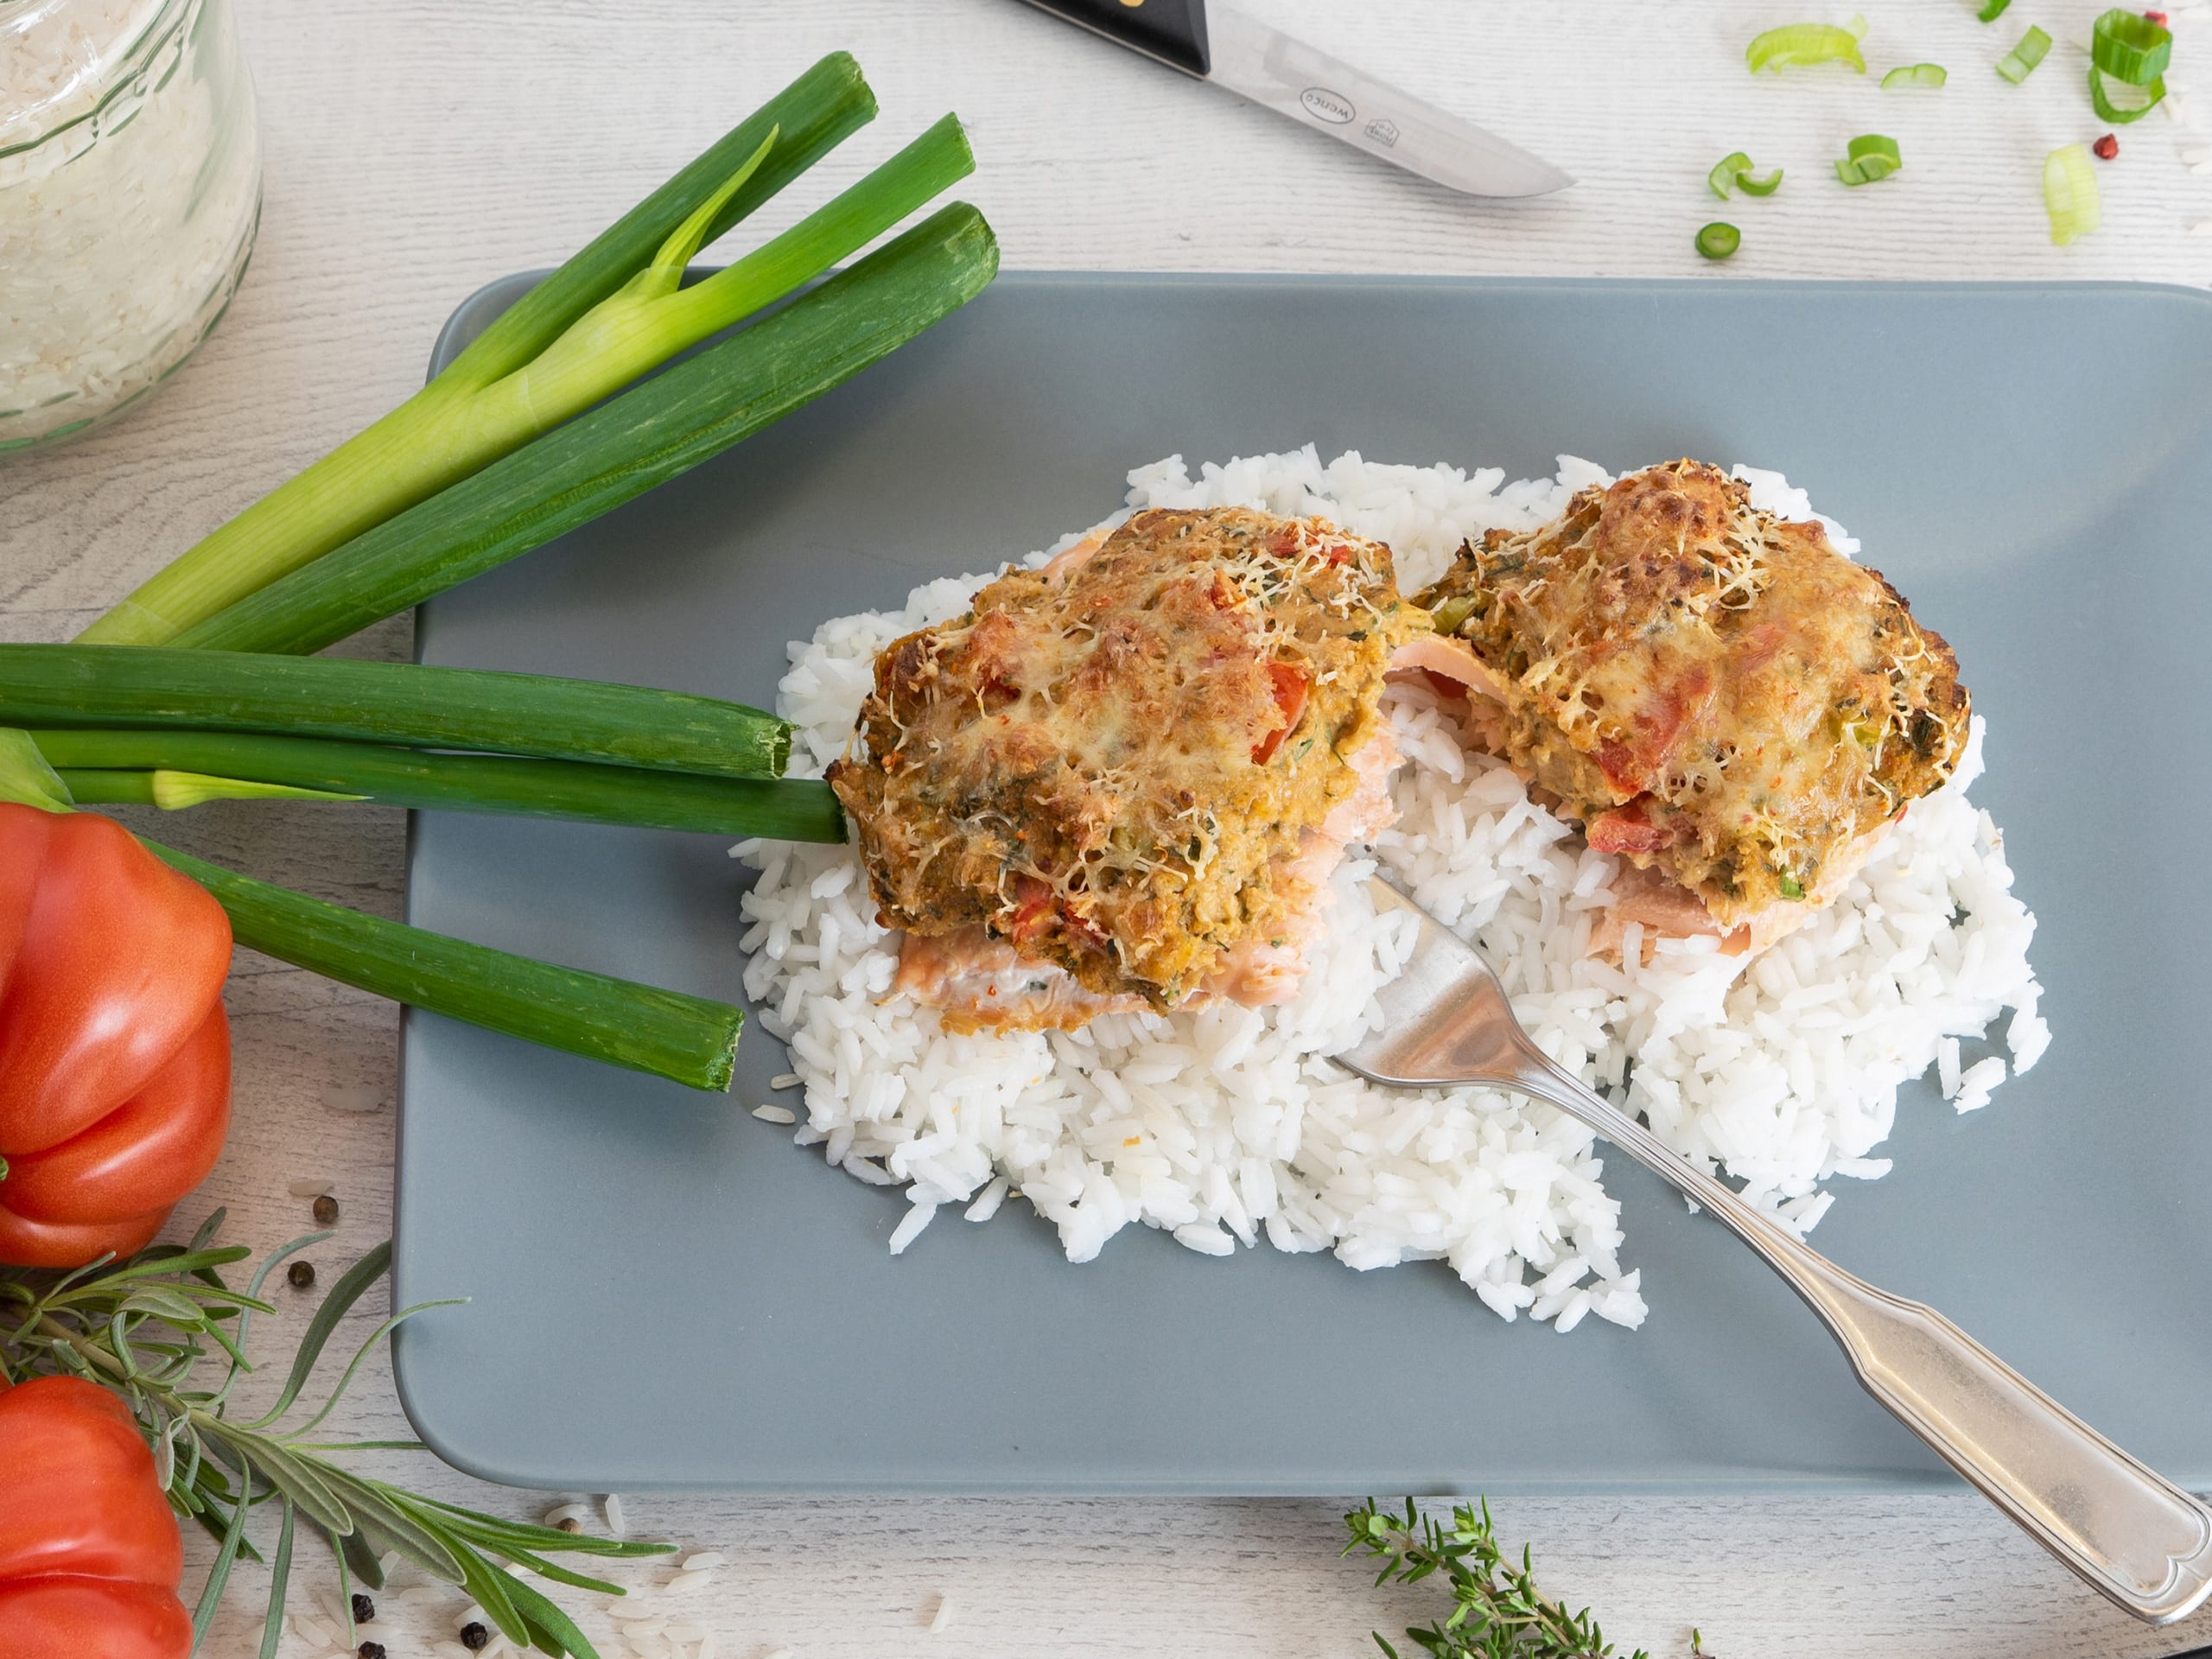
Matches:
[[1344, 1497, 1651, 1659], [0, 1213, 669, 1657]]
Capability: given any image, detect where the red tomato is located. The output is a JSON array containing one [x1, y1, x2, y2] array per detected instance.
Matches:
[[1252, 664, 1310, 764], [0, 1376, 190, 1659], [0, 806, 233, 1268]]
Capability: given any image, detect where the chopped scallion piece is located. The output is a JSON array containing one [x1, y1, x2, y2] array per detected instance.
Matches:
[[1881, 62, 1948, 87], [1695, 221, 1743, 259], [1707, 152, 1783, 198], [2090, 65, 2168, 119], [2044, 142, 2102, 243], [1977, 0, 2012, 18], [1995, 25, 2052, 82], [1777, 874, 1806, 899], [2092, 7, 2173, 82], [1745, 22, 1867, 73], [1834, 133, 1903, 185], [2088, 10, 2171, 121], [1844, 12, 1869, 38]]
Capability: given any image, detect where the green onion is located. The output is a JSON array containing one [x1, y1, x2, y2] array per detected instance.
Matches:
[[75, 62, 975, 648], [1881, 62, 1948, 87], [1995, 25, 2052, 82], [2044, 142, 2102, 242], [1834, 134, 1903, 184], [1707, 152, 1783, 198], [1777, 874, 1806, 899], [0, 646, 791, 779], [1695, 221, 1743, 259], [143, 842, 745, 1091], [171, 204, 1001, 658], [1746, 22, 1867, 72], [33, 730, 843, 842], [2092, 7, 2172, 82], [0, 728, 73, 812], [2088, 10, 2172, 120], [2091, 65, 2168, 118], [59, 770, 364, 810], [1978, 0, 2012, 18]]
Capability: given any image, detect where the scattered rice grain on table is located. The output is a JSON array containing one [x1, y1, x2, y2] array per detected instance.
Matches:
[[738, 448, 2045, 1327]]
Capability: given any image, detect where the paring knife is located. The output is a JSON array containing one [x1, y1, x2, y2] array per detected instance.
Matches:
[[1014, 0, 1572, 199]]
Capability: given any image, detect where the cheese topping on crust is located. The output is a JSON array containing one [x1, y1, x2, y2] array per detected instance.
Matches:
[[827, 507, 1423, 1014], [1415, 460, 1970, 930]]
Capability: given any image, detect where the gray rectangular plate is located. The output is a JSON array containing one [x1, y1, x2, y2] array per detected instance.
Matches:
[[395, 273, 2212, 1494]]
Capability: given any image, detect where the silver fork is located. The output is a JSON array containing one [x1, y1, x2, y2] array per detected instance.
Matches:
[[1332, 877, 2212, 1625]]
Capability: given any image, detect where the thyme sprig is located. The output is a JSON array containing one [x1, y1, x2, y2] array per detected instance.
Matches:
[[1344, 1497, 1650, 1659], [0, 1213, 669, 1657]]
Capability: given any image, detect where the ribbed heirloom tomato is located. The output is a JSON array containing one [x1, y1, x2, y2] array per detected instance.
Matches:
[[0, 1376, 192, 1659], [0, 804, 234, 1268]]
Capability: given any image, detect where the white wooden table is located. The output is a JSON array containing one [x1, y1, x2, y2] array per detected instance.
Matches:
[[7, 1, 2211, 1654]]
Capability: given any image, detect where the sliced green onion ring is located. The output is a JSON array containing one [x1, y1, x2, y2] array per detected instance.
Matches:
[[1844, 12, 1869, 39], [2092, 8, 2173, 83], [2044, 142, 2101, 244], [1834, 133, 1902, 185], [1977, 0, 2012, 19], [1745, 22, 1867, 73], [2091, 65, 2168, 121], [1995, 25, 2052, 83], [1881, 62, 1948, 88], [1707, 152, 1783, 199], [1695, 221, 1742, 260]]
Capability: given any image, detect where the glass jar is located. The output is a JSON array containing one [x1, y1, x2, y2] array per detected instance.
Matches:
[[0, 0, 261, 452]]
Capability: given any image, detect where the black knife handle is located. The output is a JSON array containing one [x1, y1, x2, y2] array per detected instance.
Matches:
[[1017, 0, 1211, 78]]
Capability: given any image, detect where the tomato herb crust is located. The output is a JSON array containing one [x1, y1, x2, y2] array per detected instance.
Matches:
[[828, 507, 1422, 1008], [1416, 460, 1969, 927]]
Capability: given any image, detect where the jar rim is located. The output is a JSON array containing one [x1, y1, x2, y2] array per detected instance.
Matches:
[[0, 0, 198, 158]]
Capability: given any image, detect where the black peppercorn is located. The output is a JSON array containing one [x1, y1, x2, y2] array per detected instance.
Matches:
[[351, 1592, 374, 1624], [287, 1260, 315, 1289], [461, 1622, 490, 1650], [357, 1644, 385, 1659], [314, 1193, 340, 1226]]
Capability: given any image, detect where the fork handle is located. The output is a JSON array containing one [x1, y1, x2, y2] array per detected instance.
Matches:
[[1512, 1051, 2212, 1624]]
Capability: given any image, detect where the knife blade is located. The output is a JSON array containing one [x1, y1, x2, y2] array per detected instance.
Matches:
[[1013, 0, 1572, 199]]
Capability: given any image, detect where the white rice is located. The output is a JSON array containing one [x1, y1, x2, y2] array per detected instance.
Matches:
[[736, 448, 2045, 1330]]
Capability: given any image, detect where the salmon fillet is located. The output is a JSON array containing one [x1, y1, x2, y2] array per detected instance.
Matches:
[[829, 507, 1427, 1031]]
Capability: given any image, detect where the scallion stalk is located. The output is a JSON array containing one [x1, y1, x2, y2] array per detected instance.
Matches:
[[144, 842, 745, 1091], [1746, 22, 1867, 73], [35, 730, 843, 841], [169, 204, 1001, 658], [75, 59, 967, 648], [2044, 142, 2102, 243], [58, 769, 364, 809], [0, 646, 791, 779]]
